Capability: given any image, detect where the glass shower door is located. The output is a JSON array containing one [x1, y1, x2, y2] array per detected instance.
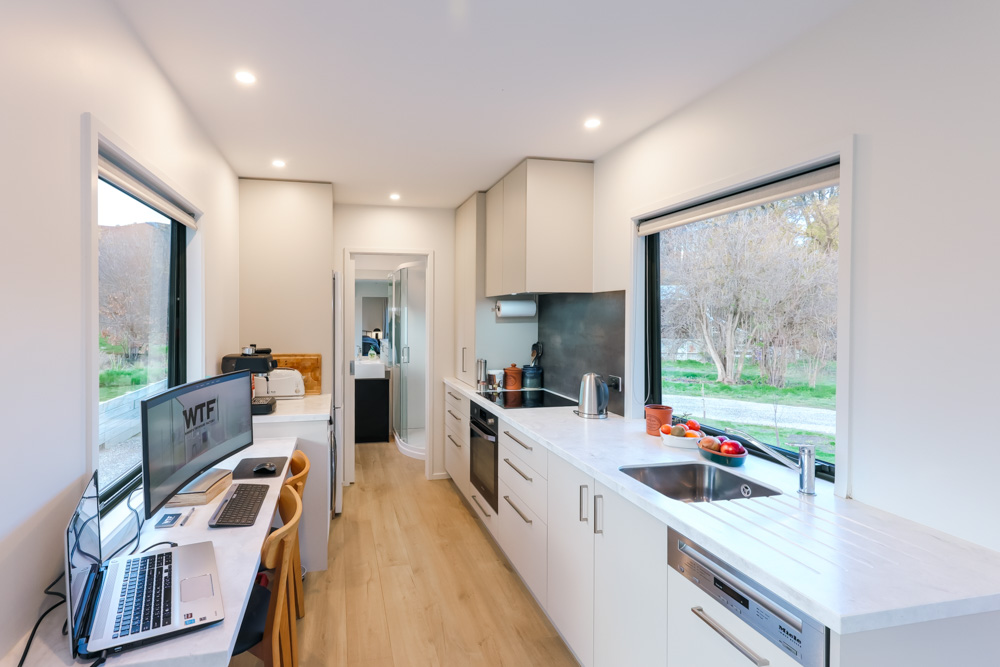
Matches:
[[392, 268, 409, 444]]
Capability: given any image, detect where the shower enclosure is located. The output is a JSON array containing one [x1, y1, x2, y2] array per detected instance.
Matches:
[[388, 261, 426, 459]]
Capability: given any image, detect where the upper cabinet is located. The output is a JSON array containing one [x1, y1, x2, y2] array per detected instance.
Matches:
[[485, 159, 594, 297], [454, 192, 485, 387]]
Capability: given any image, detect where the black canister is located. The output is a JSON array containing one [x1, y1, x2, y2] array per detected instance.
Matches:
[[522, 365, 542, 389]]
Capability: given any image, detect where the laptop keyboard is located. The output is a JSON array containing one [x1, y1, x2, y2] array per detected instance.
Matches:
[[213, 483, 269, 527], [114, 552, 173, 639]]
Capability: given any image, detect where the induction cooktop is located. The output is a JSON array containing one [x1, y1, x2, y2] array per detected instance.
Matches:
[[476, 388, 577, 409]]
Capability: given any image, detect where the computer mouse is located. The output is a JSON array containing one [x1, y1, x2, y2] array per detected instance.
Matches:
[[253, 461, 277, 475]]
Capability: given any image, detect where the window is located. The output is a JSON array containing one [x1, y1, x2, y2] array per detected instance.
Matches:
[[97, 178, 187, 509], [643, 165, 839, 479]]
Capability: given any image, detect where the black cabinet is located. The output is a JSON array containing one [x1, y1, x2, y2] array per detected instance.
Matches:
[[355, 378, 390, 443]]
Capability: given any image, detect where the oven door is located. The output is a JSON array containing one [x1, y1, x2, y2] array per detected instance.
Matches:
[[469, 419, 498, 513]]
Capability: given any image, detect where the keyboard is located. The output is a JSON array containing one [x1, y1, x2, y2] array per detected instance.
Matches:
[[114, 552, 173, 639], [210, 483, 269, 527]]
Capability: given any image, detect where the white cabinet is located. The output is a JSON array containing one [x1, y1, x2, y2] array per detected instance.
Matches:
[[667, 569, 800, 667], [593, 482, 668, 666], [443, 386, 470, 498], [498, 479, 547, 605], [454, 193, 484, 387], [546, 451, 595, 667], [485, 158, 594, 297]]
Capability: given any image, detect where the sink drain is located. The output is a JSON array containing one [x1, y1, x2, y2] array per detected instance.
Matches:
[[741, 484, 752, 498]]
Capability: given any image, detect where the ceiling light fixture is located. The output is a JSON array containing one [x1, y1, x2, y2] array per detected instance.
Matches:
[[235, 70, 257, 84], [272, 159, 286, 168], [390, 193, 401, 201], [584, 118, 601, 129]]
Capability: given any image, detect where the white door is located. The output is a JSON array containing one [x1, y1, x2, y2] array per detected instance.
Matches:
[[546, 452, 595, 667], [593, 482, 668, 666], [667, 569, 800, 667]]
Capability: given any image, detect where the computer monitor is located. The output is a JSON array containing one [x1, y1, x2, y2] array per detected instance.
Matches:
[[141, 371, 254, 519]]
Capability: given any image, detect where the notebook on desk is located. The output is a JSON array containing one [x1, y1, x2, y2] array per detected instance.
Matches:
[[65, 472, 225, 659]]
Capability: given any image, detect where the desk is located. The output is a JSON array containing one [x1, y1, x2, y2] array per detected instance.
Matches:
[[17, 437, 296, 667]]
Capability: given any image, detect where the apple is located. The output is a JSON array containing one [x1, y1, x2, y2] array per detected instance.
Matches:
[[685, 419, 700, 431], [720, 441, 744, 456], [717, 435, 729, 443]]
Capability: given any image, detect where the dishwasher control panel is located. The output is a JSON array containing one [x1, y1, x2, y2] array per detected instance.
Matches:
[[668, 528, 827, 667]]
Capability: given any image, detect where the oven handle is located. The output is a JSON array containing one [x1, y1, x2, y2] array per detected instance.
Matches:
[[470, 422, 497, 442]]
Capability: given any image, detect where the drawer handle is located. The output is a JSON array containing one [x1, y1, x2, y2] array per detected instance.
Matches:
[[447, 409, 461, 421], [594, 494, 604, 534], [448, 391, 461, 400], [503, 495, 533, 525], [579, 485, 588, 522], [504, 430, 532, 451], [691, 607, 769, 666], [447, 434, 461, 449], [503, 458, 532, 482], [471, 495, 491, 518]]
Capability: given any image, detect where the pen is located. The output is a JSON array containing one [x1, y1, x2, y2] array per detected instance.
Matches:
[[180, 508, 196, 526]]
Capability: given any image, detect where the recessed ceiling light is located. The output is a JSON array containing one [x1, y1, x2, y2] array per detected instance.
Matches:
[[389, 193, 401, 201], [584, 118, 601, 129], [272, 159, 286, 168], [235, 71, 257, 84]]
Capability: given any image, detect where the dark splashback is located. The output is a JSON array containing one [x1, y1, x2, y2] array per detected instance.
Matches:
[[538, 291, 626, 416]]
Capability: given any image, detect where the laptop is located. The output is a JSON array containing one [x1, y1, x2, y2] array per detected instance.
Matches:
[[65, 472, 225, 659]]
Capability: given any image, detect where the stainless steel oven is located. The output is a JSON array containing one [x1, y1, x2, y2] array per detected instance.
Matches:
[[469, 403, 498, 513]]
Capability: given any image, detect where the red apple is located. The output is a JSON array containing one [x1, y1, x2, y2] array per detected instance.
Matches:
[[720, 442, 744, 456], [717, 435, 729, 443]]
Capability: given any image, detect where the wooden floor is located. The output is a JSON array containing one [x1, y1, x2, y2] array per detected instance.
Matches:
[[231, 440, 577, 666]]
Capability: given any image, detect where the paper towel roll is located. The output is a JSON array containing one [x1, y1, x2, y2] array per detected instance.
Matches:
[[495, 299, 537, 318]]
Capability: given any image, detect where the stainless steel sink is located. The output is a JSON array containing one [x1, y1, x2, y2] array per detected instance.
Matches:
[[619, 462, 781, 503]]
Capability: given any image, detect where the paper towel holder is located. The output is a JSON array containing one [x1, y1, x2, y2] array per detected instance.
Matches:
[[494, 298, 537, 319]]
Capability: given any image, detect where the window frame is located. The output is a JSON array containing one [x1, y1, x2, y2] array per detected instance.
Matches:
[[643, 171, 839, 483]]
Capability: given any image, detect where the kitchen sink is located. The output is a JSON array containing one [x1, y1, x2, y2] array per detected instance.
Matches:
[[618, 462, 781, 503]]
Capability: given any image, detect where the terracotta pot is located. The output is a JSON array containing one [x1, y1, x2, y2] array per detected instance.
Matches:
[[644, 404, 674, 436], [503, 363, 523, 390]]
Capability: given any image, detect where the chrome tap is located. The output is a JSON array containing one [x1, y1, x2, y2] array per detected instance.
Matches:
[[726, 429, 817, 496]]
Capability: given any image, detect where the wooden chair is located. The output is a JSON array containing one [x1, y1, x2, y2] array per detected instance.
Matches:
[[234, 485, 302, 667], [283, 450, 310, 619]]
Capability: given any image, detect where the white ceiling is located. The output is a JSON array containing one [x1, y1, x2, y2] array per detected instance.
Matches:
[[114, 0, 853, 209]]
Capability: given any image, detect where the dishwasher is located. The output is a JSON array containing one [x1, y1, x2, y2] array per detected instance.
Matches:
[[667, 528, 828, 667]]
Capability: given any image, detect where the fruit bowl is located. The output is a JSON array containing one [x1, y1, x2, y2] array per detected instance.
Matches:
[[659, 425, 701, 450], [697, 442, 747, 467]]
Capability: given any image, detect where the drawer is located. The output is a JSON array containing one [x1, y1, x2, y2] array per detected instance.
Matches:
[[469, 489, 498, 540], [499, 444, 547, 523], [444, 402, 470, 438], [444, 423, 470, 497], [499, 480, 547, 606], [445, 420, 469, 449], [444, 386, 470, 417], [498, 422, 546, 479]]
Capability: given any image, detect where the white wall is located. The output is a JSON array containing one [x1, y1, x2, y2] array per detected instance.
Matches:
[[593, 0, 1000, 551], [239, 179, 334, 392], [334, 204, 455, 477], [0, 0, 239, 657]]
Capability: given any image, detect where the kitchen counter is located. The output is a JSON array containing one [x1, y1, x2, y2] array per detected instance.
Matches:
[[444, 378, 1000, 635], [252, 393, 331, 423]]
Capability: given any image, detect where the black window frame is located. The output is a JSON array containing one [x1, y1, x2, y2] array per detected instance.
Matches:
[[97, 201, 187, 514], [645, 226, 836, 484]]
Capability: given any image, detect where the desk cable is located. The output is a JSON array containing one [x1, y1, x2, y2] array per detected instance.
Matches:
[[16, 572, 66, 667]]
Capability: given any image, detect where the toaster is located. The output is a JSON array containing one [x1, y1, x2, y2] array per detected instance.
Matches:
[[254, 368, 306, 399]]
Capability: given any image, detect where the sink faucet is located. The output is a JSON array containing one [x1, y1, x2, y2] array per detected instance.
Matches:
[[725, 429, 817, 496]]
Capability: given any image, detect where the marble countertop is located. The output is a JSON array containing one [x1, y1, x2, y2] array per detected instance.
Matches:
[[252, 393, 331, 424], [444, 378, 1000, 635]]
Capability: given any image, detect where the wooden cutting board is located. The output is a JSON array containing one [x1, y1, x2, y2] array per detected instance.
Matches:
[[272, 353, 322, 394]]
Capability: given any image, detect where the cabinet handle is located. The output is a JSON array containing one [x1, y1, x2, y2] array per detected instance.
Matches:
[[503, 458, 532, 482], [579, 485, 588, 522], [462, 347, 467, 372], [447, 391, 461, 400], [447, 434, 461, 449], [504, 430, 532, 451], [447, 409, 460, 421], [594, 495, 604, 534], [503, 495, 532, 525], [691, 607, 769, 665], [471, 495, 491, 518]]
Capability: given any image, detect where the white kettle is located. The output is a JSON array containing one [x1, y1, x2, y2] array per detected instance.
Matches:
[[576, 373, 609, 419]]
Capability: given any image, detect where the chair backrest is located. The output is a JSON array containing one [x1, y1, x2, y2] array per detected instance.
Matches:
[[284, 450, 310, 500], [262, 485, 302, 570], [259, 485, 302, 666]]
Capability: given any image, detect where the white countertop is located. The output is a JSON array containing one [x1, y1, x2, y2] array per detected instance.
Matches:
[[252, 394, 331, 424], [444, 378, 1000, 635]]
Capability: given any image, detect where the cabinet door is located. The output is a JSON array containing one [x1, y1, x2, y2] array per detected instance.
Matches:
[[593, 482, 668, 666], [667, 569, 800, 667], [485, 181, 504, 297], [498, 480, 547, 606], [444, 423, 470, 498], [501, 161, 527, 295], [454, 195, 476, 385], [547, 452, 595, 667]]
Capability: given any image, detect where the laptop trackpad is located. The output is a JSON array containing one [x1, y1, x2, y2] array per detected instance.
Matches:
[[180, 574, 214, 602]]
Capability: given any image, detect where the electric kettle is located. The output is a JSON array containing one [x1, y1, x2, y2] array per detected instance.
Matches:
[[576, 373, 609, 419]]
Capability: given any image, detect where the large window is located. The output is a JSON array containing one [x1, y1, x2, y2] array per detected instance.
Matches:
[[97, 178, 186, 507], [644, 165, 839, 477]]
